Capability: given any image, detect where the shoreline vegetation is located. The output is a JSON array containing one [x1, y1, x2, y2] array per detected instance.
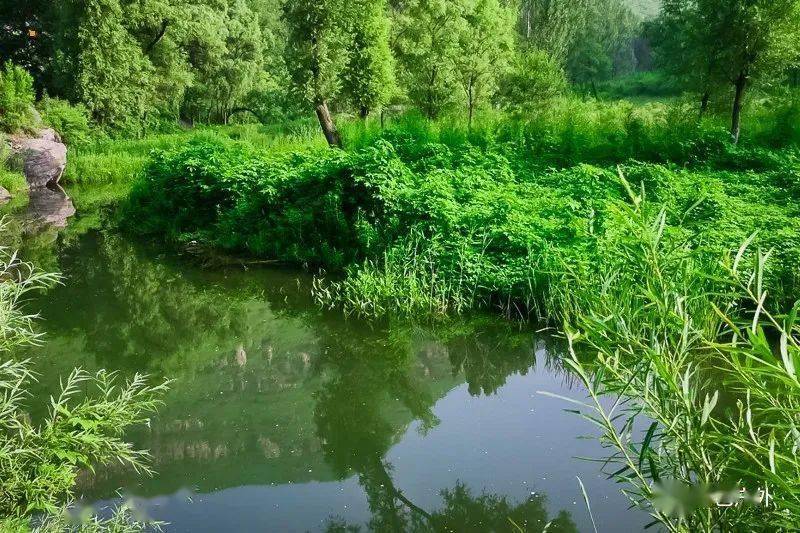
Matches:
[[0, 223, 168, 532], [121, 104, 800, 319]]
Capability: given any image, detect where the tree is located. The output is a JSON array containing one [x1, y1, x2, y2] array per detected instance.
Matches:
[[188, 0, 266, 124], [395, 0, 463, 119], [517, 0, 591, 63], [0, 0, 58, 94], [705, 0, 800, 143], [657, 0, 800, 143], [121, 0, 194, 121], [454, 0, 514, 128], [496, 47, 567, 113], [72, 0, 154, 133], [566, 0, 637, 92], [283, 0, 349, 147], [649, 0, 715, 115], [342, 0, 395, 119], [240, 0, 303, 124]]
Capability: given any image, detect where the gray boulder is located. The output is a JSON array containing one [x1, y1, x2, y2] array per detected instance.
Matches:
[[0, 186, 10, 204], [10, 128, 67, 189]]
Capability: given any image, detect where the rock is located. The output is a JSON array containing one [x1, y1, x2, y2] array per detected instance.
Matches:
[[38, 128, 61, 143], [26, 186, 76, 229], [0, 186, 10, 204], [10, 128, 67, 189]]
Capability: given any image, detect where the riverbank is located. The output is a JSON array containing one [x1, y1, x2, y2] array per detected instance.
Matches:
[[120, 113, 800, 320]]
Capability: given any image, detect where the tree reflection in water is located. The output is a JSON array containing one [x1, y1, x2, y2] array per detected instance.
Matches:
[[325, 481, 577, 532], [315, 325, 576, 532], [23, 231, 581, 531]]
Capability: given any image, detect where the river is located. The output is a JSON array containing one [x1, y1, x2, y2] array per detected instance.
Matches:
[[17, 229, 648, 532]]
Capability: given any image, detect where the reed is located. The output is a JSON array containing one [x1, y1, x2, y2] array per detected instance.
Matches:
[[543, 180, 800, 531]]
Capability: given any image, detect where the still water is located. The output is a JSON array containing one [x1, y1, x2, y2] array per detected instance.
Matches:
[[23, 231, 647, 532]]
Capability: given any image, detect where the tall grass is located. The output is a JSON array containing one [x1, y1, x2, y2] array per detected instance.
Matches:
[[543, 181, 800, 531], [313, 230, 492, 317]]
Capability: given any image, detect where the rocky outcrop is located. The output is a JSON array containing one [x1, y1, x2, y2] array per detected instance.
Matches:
[[9, 128, 67, 189]]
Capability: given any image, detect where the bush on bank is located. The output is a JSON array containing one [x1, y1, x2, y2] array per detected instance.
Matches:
[[123, 129, 800, 318]]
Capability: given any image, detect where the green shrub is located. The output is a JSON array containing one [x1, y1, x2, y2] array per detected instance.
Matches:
[[123, 130, 800, 320], [0, 62, 36, 134], [39, 95, 94, 146]]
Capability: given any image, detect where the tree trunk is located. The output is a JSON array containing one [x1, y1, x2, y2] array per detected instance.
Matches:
[[359, 106, 369, 120], [315, 100, 342, 148], [731, 72, 747, 144], [467, 81, 474, 130], [699, 91, 710, 118], [590, 80, 598, 100], [380, 107, 385, 129]]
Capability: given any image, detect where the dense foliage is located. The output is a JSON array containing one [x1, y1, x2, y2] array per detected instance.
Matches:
[[0, 0, 654, 139], [4, 0, 799, 146], [5, 0, 800, 530], [123, 109, 800, 318], [0, 61, 36, 134]]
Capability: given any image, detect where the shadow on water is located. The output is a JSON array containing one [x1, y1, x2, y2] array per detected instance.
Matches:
[[17, 230, 646, 532]]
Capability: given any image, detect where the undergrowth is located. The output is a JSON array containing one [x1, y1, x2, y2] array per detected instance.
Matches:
[[122, 124, 800, 320]]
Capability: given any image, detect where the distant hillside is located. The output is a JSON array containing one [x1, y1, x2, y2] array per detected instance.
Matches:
[[625, 0, 660, 18]]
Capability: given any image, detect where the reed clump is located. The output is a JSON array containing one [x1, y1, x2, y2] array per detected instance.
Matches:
[[544, 186, 800, 531]]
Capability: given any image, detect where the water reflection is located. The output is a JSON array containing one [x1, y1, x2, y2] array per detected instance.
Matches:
[[325, 481, 578, 532], [23, 231, 643, 532]]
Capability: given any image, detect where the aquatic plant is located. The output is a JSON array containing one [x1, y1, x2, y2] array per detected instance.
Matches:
[[544, 187, 800, 530], [0, 221, 169, 527]]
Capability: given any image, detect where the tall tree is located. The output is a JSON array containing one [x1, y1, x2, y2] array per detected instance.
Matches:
[[703, 0, 800, 143], [658, 0, 800, 143], [189, 0, 265, 124], [341, 0, 395, 119], [241, 0, 301, 123], [283, 0, 349, 147], [454, 0, 514, 128], [496, 47, 568, 113], [0, 0, 59, 95], [566, 0, 638, 92], [649, 0, 715, 115], [517, 0, 591, 63], [395, 0, 463, 119], [72, 0, 154, 132]]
